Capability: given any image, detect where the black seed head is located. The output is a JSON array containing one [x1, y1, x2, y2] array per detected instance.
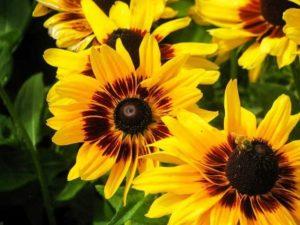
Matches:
[[226, 138, 279, 196], [260, 0, 299, 26], [114, 98, 153, 135], [105, 28, 144, 68]]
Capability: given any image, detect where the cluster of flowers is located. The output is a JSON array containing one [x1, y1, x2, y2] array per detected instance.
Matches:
[[34, 0, 300, 224]]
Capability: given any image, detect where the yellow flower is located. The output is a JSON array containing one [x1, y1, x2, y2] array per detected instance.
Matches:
[[47, 34, 219, 203], [191, 0, 300, 82], [32, 0, 176, 51], [133, 79, 300, 225], [42, 0, 219, 78]]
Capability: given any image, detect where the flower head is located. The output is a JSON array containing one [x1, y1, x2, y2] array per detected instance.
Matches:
[[191, 0, 300, 81], [133, 79, 300, 225], [47, 34, 219, 202], [33, 0, 175, 51], [42, 0, 219, 79]]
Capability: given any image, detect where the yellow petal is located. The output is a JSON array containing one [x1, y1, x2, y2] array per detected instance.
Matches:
[[52, 118, 85, 145], [146, 193, 188, 218], [90, 46, 132, 83], [140, 151, 185, 165], [67, 163, 80, 180], [176, 110, 225, 151], [256, 95, 297, 149], [239, 43, 267, 69], [133, 165, 202, 195], [184, 56, 219, 70], [240, 107, 257, 138], [224, 79, 242, 135], [280, 140, 300, 167], [109, 1, 130, 29], [210, 201, 240, 225], [138, 34, 161, 77], [81, 0, 117, 43], [248, 64, 262, 83], [116, 38, 135, 72], [33, 3, 51, 17], [104, 153, 132, 199], [153, 17, 191, 41], [172, 43, 218, 56], [148, 137, 200, 167], [178, 68, 220, 85], [123, 154, 138, 205], [185, 106, 219, 122], [169, 192, 223, 225], [80, 147, 116, 180], [130, 0, 154, 31], [283, 8, 300, 44], [160, 6, 178, 19], [142, 54, 188, 87], [43, 48, 90, 70]]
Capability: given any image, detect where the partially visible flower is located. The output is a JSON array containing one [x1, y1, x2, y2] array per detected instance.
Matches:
[[47, 34, 219, 202], [42, 0, 219, 79], [191, 0, 300, 82], [33, 0, 175, 51], [133, 79, 300, 225]]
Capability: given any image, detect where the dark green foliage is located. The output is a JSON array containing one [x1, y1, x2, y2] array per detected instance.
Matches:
[[0, 0, 299, 225]]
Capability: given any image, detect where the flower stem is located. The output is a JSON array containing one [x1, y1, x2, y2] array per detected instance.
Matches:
[[0, 86, 56, 225], [291, 59, 300, 99], [230, 50, 238, 79]]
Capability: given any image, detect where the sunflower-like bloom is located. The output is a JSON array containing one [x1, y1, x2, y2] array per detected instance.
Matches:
[[33, 0, 176, 51], [42, 0, 218, 78], [47, 34, 219, 202], [133, 79, 300, 225], [190, 0, 300, 82]]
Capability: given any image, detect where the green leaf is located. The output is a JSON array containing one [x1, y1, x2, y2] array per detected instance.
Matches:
[[106, 195, 153, 225], [0, 147, 35, 191], [56, 180, 87, 202], [0, 114, 17, 146], [15, 73, 45, 146], [130, 196, 168, 225], [0, 44, 13, 85], [169, 0, 194, 17], [93, 201, 115, 225], [0, 0, 31, 48], [95, 185, 167, 225], [168, 22, 212, 43], [248, 83, 290, 114], [95, 185, 131, 211]]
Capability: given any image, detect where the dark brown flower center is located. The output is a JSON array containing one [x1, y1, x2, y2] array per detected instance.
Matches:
[[226, 139, 279, 195], [114, 98, 153, 134], [260, 0, 299, 26], [105, 28, 145, 68], [94, 0, 130, 15]]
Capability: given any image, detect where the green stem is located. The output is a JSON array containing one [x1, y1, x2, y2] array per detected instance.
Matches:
[[291, 59, 300, 99], [0, 86, 56, 225], [230, 50, 238, 79]]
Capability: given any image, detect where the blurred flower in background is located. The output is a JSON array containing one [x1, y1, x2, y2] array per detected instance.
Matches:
[[32, 0, 176, 51], [191, 0, 300, 81]]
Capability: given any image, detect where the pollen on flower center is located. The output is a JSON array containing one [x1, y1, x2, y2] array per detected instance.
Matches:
[[114, 98, 153, 135], [105, 28, 145, 68], [260, 0, 299, 26], [94, 0, 130, 15], [226, 138, 279, 195]]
